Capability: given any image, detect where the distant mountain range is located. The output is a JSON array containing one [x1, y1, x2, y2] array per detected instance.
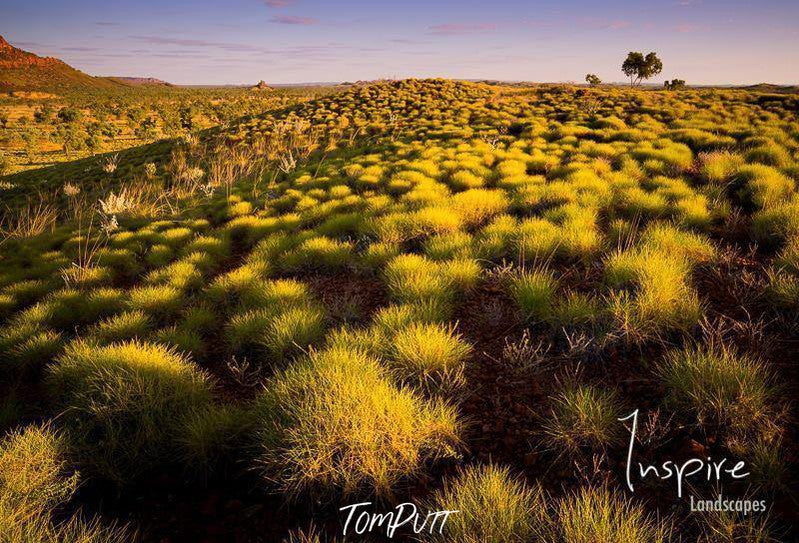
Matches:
[[105, 76, 173, 87], [0, 35, 173, 92]]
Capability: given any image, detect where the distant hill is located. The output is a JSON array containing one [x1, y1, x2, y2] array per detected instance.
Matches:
[[739, 83, 799, 94], [106, 76, 174, 87], [0, 35, 124, 92]]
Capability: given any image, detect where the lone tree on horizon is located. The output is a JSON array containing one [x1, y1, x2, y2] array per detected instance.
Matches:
[[664, 78, 686, 90], [585, 74, 601, 87], [621, 52, 663, 87]]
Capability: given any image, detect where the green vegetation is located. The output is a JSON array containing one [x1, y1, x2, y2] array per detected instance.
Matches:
[[556, 486, 672, 543], [0, 76, 332, 174], [0, 78, 796, 540], [253, 346, 460, 498], [544, 385, 624, 452], [0, 424, 130, 542], [621, 51, 663, 87], [428, 467, 674, 542], [659, 344, 777, 439], [428, 464, 548, 542], [46, 341, 214, 482]]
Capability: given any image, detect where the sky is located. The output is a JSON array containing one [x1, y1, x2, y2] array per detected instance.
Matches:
[[2, 0, 798, 85]]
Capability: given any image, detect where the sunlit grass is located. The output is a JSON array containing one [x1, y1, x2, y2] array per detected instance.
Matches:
[[544, 385, 624, 452], [659, 344, 776, 438], [254, 346, 461, 498], [389, 322, 472, 393], [46, 340, 214, 482], [428, 464, 547, 542], [556, 485, 672, 543]]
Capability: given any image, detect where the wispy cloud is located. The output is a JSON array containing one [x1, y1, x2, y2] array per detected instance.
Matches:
[[675, 22, 707, 33], [269, 15, 318, 25], [580, 18, 631, 30], [606, 20, 631, 30], [13, 41, 47, 48], [128, 35, 271, 53], [428, 23, 497, 35], [264, 0, 293, 7], [151, 52, 212, 59], [94, 21, 119, 26]]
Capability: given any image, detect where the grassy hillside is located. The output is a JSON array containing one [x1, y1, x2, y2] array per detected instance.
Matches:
[[0, 83, 335, 176], [1, 79, 798, 541], [0, 63, 124, 92]]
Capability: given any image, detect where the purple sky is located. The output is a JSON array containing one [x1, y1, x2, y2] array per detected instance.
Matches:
[[3, 0, 798, 85]]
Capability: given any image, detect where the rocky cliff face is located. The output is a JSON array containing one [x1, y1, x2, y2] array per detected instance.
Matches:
[[0, 35, 122, 91], [0, 35, 69, 69]]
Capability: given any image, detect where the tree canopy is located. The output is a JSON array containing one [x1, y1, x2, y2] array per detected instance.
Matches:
[[664, 78, 686, 91], [585, 74, 601, 87], [621, 52, 663, 87]]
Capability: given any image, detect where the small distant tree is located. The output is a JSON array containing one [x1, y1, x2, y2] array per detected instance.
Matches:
[[125, 106, 146, 129], [179, 104, 196, 132], [57, 107, 82, 124], [100, 121, 121, 140], [54, 124, 87, 158], [664, 79, 686, 91], [0, 112, 8, 129], [621, 52, 663, 87], [86, 133, 104, 155], [134, 117, 160, 141], [20, 126, 41, 163], [0, 151, 11, 176], [585, 74, 602, 87], [33, 106, 50, 123]]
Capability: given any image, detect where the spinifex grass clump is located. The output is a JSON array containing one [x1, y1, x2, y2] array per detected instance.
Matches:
[[371, 301, 450, 332], [767, 235, 799, 307], [551, 291, 603, 328], [752, 195, 799, 244], [0, 424, 131, 542], [45, 287, 127, 331], [259, 306, 326, 362], [0, 309, 64, 372], [699, 151, 745, 183], [145, 259, 204, 291], [509, 268, 558, 322], [389, 322, 472, 393], [735, 164, 794, 209], [225, 278, 326, 363], [424, 231, 475, 260], [696, 508, 779, 543], [449, 188, 509, 226], [179, 404, 254, 474], [606, 250, 701, 338], [658, 344, 776, 439], [555, 486, 672, 543], [544, 385, 624, 452], [280, 236, 355, 272], [604, 223, 713, 339], [253, 346, 460, 498], [0, 425, 78, 519], [87, 310, 152, 344], [127, 284, 183, 322], [427, 464, 548, 543], [204, 265, 270, 312], [46, 341, 214, 483], [383, 253, 480, 314]]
